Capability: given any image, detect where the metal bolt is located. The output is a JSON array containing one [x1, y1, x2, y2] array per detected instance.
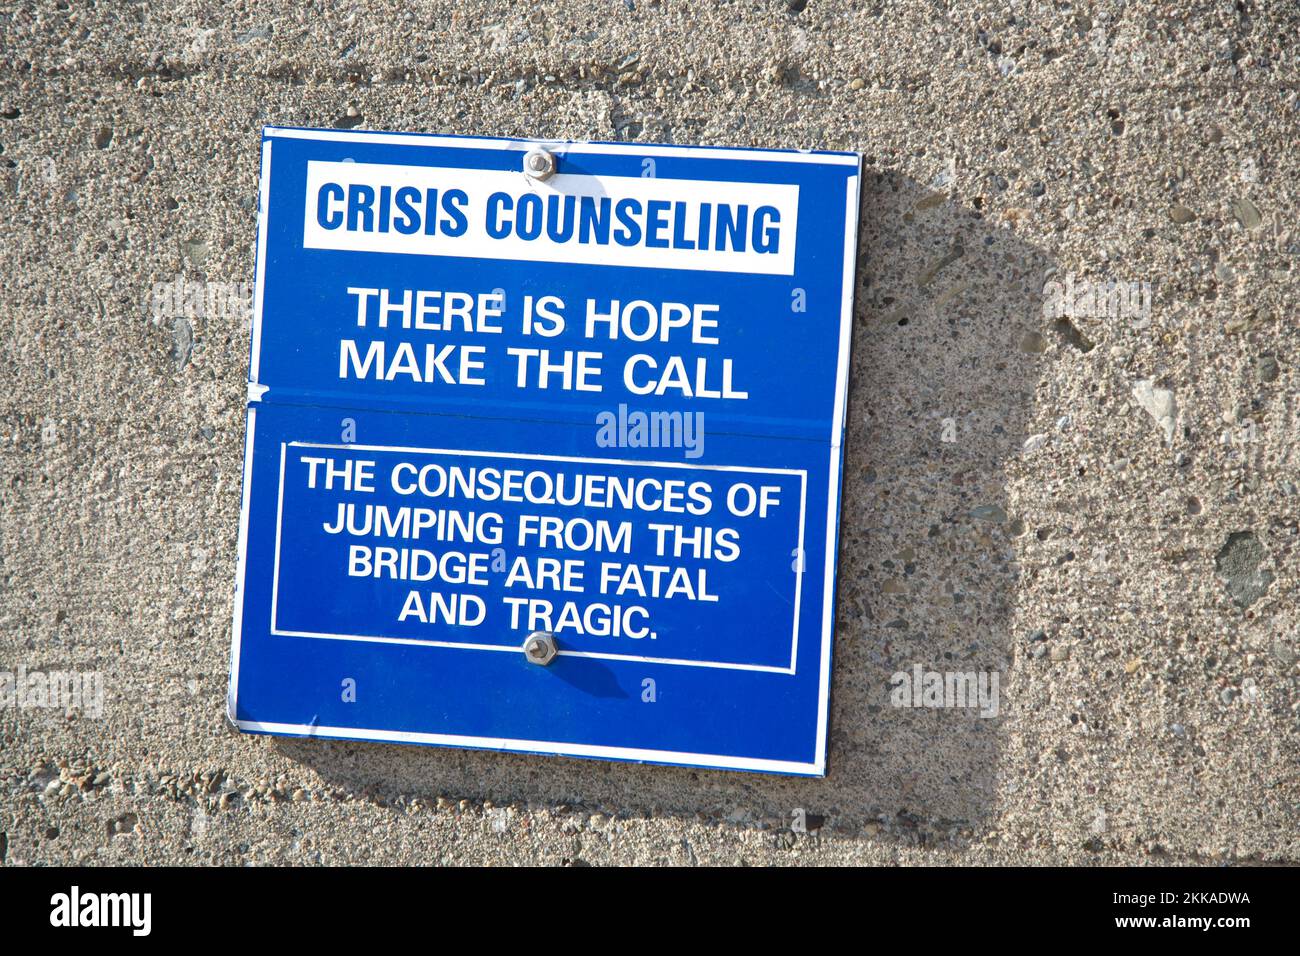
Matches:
[[523, 147, 555, 181], [523, 631, 558, 666]]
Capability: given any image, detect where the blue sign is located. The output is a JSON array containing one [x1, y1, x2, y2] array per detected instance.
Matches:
[[229, 127, 861, 775]]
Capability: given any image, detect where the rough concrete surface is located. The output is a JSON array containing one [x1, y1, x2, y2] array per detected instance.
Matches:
[[1, 1, 1297, 865]]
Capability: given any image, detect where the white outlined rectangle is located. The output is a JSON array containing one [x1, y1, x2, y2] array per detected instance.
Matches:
[[269, 441, 807, 675]]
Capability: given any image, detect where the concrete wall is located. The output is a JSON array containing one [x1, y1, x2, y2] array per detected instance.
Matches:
[[1, 0, 1296, 865]]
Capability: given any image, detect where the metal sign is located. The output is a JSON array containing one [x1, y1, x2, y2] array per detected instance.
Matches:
[[229, 127, 860, 775]]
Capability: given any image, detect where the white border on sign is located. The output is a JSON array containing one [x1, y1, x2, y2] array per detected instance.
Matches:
[[235, 719, 823, 776], [264, 125, 862, 166], [270, 441, 807, 675], [227, 128, 861, 776]]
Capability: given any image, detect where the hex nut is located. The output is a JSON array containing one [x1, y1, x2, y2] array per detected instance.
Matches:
[[523, 631, 558, 665], [523, 147, 556, 181]]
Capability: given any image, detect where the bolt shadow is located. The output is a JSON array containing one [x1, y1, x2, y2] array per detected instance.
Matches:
[[549, 655, 629, 699], [278, 169, 1050, 845]]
